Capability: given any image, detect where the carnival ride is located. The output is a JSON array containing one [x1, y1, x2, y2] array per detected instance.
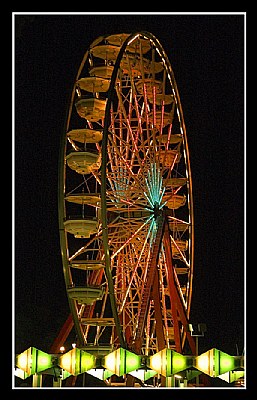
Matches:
[[57, 31, 195, 361]]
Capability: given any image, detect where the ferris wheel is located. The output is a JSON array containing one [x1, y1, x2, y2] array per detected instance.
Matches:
[[58, 31, 196, 358]]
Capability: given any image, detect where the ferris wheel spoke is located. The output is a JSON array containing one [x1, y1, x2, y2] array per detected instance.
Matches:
[[109, 215, 154, 259], [118, 217, 156, 312]]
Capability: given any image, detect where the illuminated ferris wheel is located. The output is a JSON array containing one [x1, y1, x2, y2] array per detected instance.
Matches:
[[58, 31, 196, 358]]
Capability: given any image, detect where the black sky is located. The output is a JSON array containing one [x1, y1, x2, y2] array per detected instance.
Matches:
[[14, 13, 245, 359]]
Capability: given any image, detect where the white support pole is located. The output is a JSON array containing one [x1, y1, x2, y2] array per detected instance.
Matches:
[[53, 377, 62, 387], [32, 374, 42, 387], [196, 336, 199, 387], [166, 375, 176, 387]]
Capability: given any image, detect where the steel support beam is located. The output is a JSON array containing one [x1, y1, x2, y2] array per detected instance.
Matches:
[[133, 214, 165, 353], [163, 223, 196, 354]]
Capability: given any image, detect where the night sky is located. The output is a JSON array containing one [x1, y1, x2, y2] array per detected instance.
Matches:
[[14, 13, 245, 362]]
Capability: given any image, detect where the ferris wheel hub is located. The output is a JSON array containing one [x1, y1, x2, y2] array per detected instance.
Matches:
[[153, 202, 163, 219]]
